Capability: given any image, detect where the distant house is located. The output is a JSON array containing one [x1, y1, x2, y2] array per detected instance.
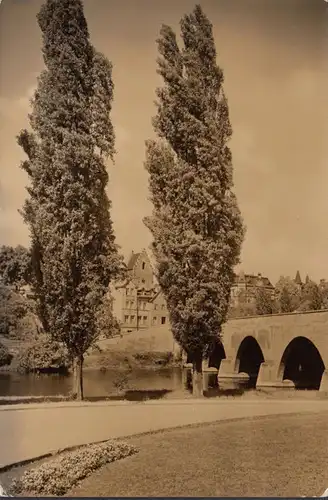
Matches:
[[230, 271, 275, 306], [111, 249, 169, 333], [150, 288, 169, 328]]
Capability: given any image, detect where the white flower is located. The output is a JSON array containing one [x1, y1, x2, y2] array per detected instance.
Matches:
[[0, 483, 11, 497]]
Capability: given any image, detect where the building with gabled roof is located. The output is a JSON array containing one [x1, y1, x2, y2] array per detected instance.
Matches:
[[230, 270, 275, 306], [111, 249, 169, 332]]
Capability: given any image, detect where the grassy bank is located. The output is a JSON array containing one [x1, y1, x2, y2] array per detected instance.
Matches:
[[1, 412, 326, 497], [0, 343, 179, 375], [84, 347, 179, 372], [66, 412, 328, 498], [0, 324, 179, 374]]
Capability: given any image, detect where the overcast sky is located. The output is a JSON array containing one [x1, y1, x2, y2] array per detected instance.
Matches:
[[0, 0, 327, 284]]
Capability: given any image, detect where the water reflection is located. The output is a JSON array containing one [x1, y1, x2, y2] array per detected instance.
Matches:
[[0, 367, 185, 399], [0, 368, 249, 401]]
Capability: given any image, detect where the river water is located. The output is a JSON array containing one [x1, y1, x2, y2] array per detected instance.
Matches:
[[0, 367, 222, 400]]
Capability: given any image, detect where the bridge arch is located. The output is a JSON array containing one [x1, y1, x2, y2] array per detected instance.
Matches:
[[235, 336, 265, 387], [278, 336, 325, 390], [208, 339, 226, 370], [185, 339, 226, 369]]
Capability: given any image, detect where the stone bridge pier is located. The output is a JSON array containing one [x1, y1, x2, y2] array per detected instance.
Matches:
[[213, 311, 328, 392]]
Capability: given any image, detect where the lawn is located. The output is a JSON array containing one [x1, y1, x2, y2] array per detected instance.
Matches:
[[68, 412, 328, 498]]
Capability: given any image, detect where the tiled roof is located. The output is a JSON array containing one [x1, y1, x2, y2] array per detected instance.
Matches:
[[233, 273, 274, 289], [127, 252, 140, 270]]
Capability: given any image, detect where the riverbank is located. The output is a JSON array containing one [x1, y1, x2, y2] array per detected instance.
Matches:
[[0, 385, 327, 404], [84, 347, 180, 371], [0, 333, 180, 375]]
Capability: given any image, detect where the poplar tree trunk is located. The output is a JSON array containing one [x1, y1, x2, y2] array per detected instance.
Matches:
[[192, 356, 203, 398], [73, 355, 84, 401]]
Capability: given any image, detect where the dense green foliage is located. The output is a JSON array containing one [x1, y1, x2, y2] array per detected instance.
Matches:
[[254, 287, 276, 315], [16, 335, 70, 374], [0, 341, 13, 367], [0, 284, 38, 339], [95, 294, 121, 339], [17, 0, 125, 398], [0, 245, 31, 286], [228, 274, 327, 318], [298, 279, 322, 311], [275, 276, 301, 313], [319, 280, 328, 309], [274, 275, 324, 313], [145, 5, 244, 395], [228, 289, 256, 318]]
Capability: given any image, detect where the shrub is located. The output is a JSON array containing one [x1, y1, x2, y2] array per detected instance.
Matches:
[[133, 351, 174, 366], [16, 335, 71, 374], [0, 341, 13, 367], [11, 440, 138, 496], [0, 284, 38, 340]]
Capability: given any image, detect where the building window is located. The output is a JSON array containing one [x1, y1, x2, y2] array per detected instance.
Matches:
[[161, 317, 166, 325], [138, 315, 141, 322], [130, 315, 135, 323], [154, 304, 158, 310], [124, 315, 129, 323], [142, 262, 145, 270], [141, 279, 145, 284], [161, 304, 165, 310], [143, 316, 147, 325], [142, 301, 146, 310], [152, 316, 157, 325]]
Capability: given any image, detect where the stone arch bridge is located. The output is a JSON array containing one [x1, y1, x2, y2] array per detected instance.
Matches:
[[205, 310, 328, 392]]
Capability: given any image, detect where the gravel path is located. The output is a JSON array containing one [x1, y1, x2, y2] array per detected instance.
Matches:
[[1, 398, 328, 469]]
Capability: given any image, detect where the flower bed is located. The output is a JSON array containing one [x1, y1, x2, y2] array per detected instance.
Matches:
[[11, 440, 138, 496]]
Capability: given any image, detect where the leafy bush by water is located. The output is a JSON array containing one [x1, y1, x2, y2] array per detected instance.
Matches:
[[11, 440, 138, 496], [16, 335, 71, 374], [0, 341, 13, 367], [0, 285, 38, 340], [133, 351, 174, 366], [91, 349, 177, 372]]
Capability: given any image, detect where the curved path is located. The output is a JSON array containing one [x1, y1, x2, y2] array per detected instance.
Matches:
[[1, 398, 328, 469]]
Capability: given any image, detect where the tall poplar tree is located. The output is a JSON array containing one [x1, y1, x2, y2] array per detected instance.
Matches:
[[17, 0, 125, 400], [145, 5, 244, 396]]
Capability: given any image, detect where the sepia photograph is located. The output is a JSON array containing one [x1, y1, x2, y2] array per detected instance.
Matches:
[[0, 0, 327, 497]]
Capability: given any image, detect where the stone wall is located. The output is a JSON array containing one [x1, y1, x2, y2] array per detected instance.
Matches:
[[219, 310, 328, 391]]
